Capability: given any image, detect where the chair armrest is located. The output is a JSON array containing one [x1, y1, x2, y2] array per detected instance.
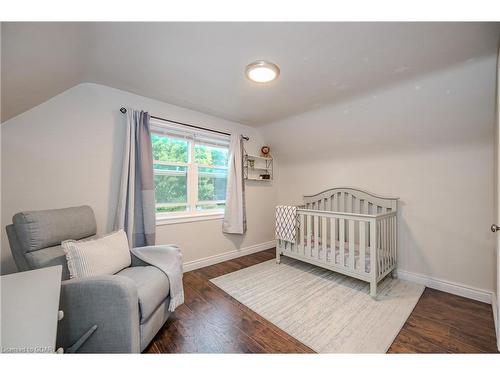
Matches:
[[130, 244, 180, 267], [57, 275, 140, 353]]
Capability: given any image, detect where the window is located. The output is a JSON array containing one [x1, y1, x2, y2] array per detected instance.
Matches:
[[151, 119, 229, 223]]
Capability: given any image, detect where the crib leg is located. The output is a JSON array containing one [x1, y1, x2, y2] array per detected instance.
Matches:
[[276, 248, 281, 264], [370, 281, 377, 299], [390, 269, 398, 279]]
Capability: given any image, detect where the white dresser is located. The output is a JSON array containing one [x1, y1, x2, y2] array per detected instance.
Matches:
[[1, 266, 62, 353]]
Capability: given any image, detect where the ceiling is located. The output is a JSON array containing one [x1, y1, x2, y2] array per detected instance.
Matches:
[[2, 22, 499, 125]]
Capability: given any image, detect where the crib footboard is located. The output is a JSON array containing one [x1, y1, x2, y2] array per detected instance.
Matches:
[[277, 209, 397, 297]]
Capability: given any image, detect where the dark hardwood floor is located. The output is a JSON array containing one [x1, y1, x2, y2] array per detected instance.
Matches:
[[145, 248, 498, 353]]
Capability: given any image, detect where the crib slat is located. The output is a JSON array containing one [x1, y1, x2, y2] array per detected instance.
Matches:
[[389, 217, 393, 269], [299, 213, 305, 255], [322, 216, 328, 261], [348, 219, 355, 269], [359, 221, 366, 273], [377, 220, 384, 275], [384, 220, 387, 273], [386, 219, 390, 271], [306, 214, 312, 257], [370, 220, 377, 275], [313, 215, 319, 258], [392, 216, 396, 268], [339, 218, 345, 267], [330, 217, 336, 263], [387, 219, 390, 272], [378, 221, 382, 275], [382, 219, 389, 272], [385, 219, 388, 273], [388, 217, 391, 268], [382, 220, 386, 274], [387, 217, 391, 268]]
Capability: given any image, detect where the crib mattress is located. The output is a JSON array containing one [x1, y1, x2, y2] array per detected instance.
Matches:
[[290, 238, 390, 274]]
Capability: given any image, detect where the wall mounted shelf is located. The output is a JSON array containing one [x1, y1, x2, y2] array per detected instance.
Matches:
[[243, 152, 273, 181]]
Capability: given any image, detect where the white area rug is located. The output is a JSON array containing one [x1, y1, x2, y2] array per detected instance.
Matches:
[[210, 257, 424, 353]]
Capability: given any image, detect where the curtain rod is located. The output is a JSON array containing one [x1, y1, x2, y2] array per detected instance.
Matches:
[[120, 107, 249, 141]]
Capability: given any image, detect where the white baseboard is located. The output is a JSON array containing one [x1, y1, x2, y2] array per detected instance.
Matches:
[[183, 240, 276, 272], [398, 269, 493, 304]]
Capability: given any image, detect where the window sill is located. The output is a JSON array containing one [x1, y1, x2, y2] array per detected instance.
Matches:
[[156, 211, 224, 226]]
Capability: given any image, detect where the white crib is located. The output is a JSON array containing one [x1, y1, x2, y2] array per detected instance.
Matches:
[[276, 187, 399, 298]]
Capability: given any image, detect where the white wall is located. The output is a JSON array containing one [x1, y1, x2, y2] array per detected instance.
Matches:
[[1, 83, 276, 274], [261, 56, 497, 293]]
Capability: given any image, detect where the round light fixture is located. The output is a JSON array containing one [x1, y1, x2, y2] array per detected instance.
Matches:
[[245, 61, 280, 83]]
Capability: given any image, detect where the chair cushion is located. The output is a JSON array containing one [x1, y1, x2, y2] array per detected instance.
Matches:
[[25, 244, 71, 280], [116, 266, 170, 323], [22, 234, 98, 280], [13, 205, 97, 253]]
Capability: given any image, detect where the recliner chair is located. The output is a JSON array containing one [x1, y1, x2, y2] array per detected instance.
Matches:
[[6, 205, 171, 353]]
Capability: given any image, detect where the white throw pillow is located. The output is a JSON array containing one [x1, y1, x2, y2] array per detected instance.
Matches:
[[62, 229, 131, 279]]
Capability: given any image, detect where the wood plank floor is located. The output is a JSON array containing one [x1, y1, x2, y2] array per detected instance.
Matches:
[[145, 249, 498, 353]]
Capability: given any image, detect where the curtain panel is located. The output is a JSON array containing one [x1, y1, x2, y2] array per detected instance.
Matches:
[[115, 108, 156, 247], [223, 134, 247, 234]]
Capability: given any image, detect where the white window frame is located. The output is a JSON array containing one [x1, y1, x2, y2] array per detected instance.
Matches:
[[151, 120, 229, 225]]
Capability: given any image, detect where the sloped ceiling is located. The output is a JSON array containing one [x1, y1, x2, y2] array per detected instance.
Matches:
[[2, 22, 499, 125]]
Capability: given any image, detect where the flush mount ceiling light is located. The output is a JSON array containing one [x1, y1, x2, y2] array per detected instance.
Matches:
[[245, 61, 280, 83]]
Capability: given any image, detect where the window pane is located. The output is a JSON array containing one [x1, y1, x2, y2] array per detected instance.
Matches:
[[198, 167, 227, 202], [195, 144, 228, 167], [154, 165, 188, 213], [152, 134, 189, 163]]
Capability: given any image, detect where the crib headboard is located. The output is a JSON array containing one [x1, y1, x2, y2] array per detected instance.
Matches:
[[303, 187, 399, 214]]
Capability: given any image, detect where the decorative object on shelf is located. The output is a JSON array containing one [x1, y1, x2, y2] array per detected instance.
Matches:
[[261, 145, 271, 157], [242, 142, 273, 181]]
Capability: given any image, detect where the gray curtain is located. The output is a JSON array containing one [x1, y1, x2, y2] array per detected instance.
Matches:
[[222, 134, 247, 234], [115, 108, 156, 247]]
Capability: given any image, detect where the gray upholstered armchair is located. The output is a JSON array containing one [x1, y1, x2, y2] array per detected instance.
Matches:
[[6, 205, 171, 353]]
